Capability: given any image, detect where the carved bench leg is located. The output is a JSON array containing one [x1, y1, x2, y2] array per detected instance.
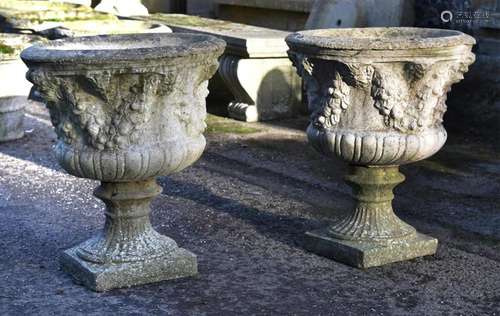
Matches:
[[218, 55, 302, 122]]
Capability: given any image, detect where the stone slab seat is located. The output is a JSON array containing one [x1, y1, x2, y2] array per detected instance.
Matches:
[[134, 13, 302, 122], [214, 0, 313, 31]]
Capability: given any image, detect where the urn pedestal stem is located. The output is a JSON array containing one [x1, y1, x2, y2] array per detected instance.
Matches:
[[304, 166, 437, 269], [60, 179, 198, 292], [328, 166, 416, 242]]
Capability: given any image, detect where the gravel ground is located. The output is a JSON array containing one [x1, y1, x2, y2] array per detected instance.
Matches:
[[0, 103, 499, 315]]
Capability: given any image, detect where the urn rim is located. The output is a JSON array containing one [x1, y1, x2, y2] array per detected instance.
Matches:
[[20, 32, 226, 65], [286, 27, 475, 52]]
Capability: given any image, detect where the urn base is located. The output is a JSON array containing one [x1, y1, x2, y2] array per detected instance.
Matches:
[[60, 246, 197, 292], [304, 229, 437, 268]]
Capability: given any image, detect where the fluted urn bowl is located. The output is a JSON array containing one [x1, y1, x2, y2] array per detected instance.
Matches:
[[21, 33, 225, 291], [286, 28, 475, 268], [287, 27, 475, 165]]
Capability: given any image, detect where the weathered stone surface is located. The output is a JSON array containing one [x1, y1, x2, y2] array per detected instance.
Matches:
[[305, 0, 414, 29], [216, 0, 313, 12], [142, 14, 289, 60], [0, 0, 116, 31], [187, 0, 216, 17], [59, 179, 198, 291], [142, 0, 186, 13], [0, 34, 43, 97], [95, 0, 149, 17], [61, 246, 197, 292], [21, 33, 225, 291], [0, 100, 499, 314], [446, 10, 500, 150], [287, 27, 475, 267], [0, 33, 46, 142], [215, 0, 313, 31], [305, 230, 438, 268], [141, 13, 303, 122]]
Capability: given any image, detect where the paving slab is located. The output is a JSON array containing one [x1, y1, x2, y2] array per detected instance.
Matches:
[[0, 102, 499, 315]]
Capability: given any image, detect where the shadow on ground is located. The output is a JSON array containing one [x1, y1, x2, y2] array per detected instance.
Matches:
[[0, 103, 499, 315]]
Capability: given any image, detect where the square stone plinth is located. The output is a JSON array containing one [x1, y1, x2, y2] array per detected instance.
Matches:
[[60, 247, 197, 292], [304, 229, 438, 268]]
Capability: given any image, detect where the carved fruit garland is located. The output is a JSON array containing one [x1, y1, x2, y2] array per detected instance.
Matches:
[[314, 71, 351, 129], [30, 70, 176, 150]]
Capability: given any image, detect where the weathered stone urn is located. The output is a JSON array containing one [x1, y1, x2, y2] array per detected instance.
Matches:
[[21, 33, 225, 291], [286, 28, 475, 268]]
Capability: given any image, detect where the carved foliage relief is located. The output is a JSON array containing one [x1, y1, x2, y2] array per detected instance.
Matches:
[[289, 51, 474, 133], [27, 67, 187, 151]]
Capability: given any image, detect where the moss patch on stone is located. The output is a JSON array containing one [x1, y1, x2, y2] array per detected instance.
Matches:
[[206, 114, 261, 134], [0, 41, 15, 55]]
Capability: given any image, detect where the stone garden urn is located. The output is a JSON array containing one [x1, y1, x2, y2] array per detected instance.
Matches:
[[21, 33, 225, 291], [286, 28, 475, 268]]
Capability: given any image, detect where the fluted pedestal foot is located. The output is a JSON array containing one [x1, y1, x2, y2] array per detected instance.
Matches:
[[60, 179, 197, 292], [304, 230, 437, 268], [61, 246, 197, 292], [304, 166, 437, 268]]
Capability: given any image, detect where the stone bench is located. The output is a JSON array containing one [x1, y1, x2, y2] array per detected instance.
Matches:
[[137, 14, 302, 122], [214, 0, 313, 31]]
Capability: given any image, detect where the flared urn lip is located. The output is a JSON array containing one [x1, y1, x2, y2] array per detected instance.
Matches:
[[20, 32, 226, 66], [286, 27, 475, 52]]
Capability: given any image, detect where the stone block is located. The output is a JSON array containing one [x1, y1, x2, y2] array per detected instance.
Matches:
[[304, 229, 438, 268], [0, 0, 116, 30], [61, 246, 197, 292], [140, 14, 303, 122]]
